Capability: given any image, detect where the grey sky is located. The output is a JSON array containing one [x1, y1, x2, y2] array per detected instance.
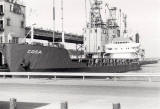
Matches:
[[24, 0, 160, 58]]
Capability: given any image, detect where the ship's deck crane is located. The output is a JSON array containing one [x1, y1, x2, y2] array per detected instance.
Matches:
[[85, 0, 104, 28], [85, 0, 118, 29], [105, 3, 112, 19]]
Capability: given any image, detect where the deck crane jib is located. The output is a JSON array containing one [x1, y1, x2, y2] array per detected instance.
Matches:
[[89, 0, 104, 28], [106, 6, 121, 41]]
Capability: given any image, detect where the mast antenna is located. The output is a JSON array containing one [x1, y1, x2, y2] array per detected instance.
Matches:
[[85, 0, 88, 27], [61, 0, 65, 45], [119, 9, 122, 37], [53, 0, 55, 43]]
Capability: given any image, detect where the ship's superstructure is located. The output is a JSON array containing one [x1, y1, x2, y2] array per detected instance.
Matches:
[[105, 37, 141, 59], [104, 32, 145, 60], [84, 0, 122, 59], [83, 0, 143, 60]]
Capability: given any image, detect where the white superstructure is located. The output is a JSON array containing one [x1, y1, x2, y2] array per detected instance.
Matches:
[[84, 0, 120, 58], [105, 37, 141, 59]]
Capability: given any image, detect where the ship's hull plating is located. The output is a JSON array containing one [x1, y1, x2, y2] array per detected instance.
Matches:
[[1, 44, 140, 72]]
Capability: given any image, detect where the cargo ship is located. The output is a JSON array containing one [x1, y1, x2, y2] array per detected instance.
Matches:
[[0, 0, 141, 72]]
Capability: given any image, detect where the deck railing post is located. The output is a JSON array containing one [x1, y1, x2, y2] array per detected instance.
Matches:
[[54, 72, 57, 80], [27, 72, 30, 79], [54, 75, 57, 80], [83, 72, 85, 80]]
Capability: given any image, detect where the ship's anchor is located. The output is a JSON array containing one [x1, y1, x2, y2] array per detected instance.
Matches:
[[19, 59, 30, 71]]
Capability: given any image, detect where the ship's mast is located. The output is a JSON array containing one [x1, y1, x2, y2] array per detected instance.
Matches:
[[61, 0, 65, 45], [31, 25, 34, 42], [123, 14, 127, 34], [85, 0, 88, 27], [30, 24, 36, 43], [53, 0, 55, 43], [119, 9, 122, 37]]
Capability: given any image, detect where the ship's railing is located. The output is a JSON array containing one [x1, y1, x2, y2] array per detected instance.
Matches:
[[0, 72, 160, 82]]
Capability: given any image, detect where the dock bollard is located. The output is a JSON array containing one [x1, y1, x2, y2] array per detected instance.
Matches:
[[61, 101, 68, 109], [113, 103, 121, 109], [10, 98, 17, 109]]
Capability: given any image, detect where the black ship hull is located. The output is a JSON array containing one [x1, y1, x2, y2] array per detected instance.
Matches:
[[0, 44, 140, 72]]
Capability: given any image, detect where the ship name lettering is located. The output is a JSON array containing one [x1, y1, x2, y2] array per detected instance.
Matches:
[[27, 50, 42, 54]]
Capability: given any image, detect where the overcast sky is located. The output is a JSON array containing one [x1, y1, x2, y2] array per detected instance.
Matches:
[[24, 0, 160, 58]]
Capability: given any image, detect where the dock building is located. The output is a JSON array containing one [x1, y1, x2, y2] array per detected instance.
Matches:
[[0, 0, 26, 43]]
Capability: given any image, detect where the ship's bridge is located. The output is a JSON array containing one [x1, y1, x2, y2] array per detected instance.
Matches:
[[105, 37, 140, 54], [111, 37, 133, 44]]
